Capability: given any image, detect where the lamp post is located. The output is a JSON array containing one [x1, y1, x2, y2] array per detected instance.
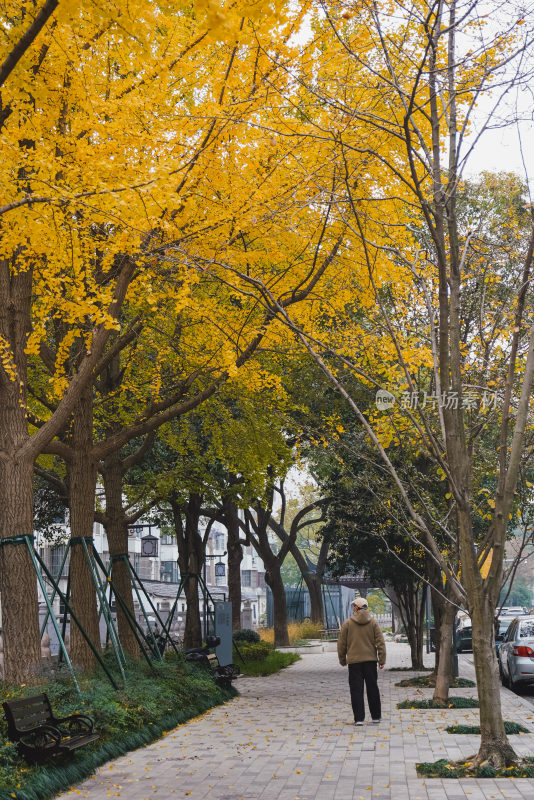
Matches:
[[203, 551, 227, 637]]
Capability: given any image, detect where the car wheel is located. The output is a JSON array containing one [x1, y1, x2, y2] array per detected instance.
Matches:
[[499, 661, 507, 687], [457, 646, 462, 653], [506, 662, 518, 691]]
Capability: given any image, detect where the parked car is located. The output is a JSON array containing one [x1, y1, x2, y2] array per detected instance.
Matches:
[[455, 613, 472, 653], [495, 616, 516, 656], [499, 606, 528, 616], [498, 615, 534, 690]]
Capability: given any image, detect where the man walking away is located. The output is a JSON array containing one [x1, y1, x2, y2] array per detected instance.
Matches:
[[338, 597, 386, 725]]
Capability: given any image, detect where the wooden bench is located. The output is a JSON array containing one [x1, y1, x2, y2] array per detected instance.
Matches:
[[319, 628, 340, 641], [3, 693, 100, 764]]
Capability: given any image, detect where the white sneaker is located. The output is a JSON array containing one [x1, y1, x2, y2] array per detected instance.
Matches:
[[355, 721, 364, 726], [372, 719, 381, 724]]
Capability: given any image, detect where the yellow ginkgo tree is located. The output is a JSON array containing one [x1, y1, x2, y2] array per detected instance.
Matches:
[[0, 0, 316, 682]]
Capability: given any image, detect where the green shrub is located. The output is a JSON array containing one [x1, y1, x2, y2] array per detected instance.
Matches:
[[237, 650, 300, 676], [446, 721, 529, 735], [232, 629, 260, 643], [234, 641, 272, 661], [397, 696, 479, 709], [395, 675, 475, 688], [417, 756, 534, 779], [0, 653, 235, 800]]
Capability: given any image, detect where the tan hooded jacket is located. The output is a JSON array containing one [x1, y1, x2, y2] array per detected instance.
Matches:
[[337, 609, 386, 666]]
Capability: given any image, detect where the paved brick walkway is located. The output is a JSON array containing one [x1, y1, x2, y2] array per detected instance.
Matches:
[[58, 644, 534, 800]]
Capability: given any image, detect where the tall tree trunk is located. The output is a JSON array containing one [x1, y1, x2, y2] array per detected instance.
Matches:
[[0, 265, 41, 682], [397, 583, 425, 669], [102, 451, 138, 657], [223, 497, 243, 632], [458, 502, 516, 765], [265, 561, 290, 647], [306, 575, 324, 625], [292, 538, 328, 625], [428, 555, 445, 674], [172, 493, 204, 649], [0, 455, 42, 683], [470, 600, 515, 767], [433, 600, 456, 705], [67, 388, 100, 670]]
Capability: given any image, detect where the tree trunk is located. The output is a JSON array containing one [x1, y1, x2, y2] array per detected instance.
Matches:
[[0, 455, 42, 683], [172, 493, 205, 649], [433, 601, 455, 705], [293, 537, 328, 625], [67, 388, 101, 669], [102, 451, 138, 657], [470, 599, 516, 767], [224, 498, 243, 631], [397, 583, 425, 669], [306, 574, 325, 625], [265, 563, 290, 647], [0, 264, 42, 682]]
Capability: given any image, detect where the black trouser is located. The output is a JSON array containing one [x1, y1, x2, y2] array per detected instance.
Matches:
[[348, 661, 381, 722]]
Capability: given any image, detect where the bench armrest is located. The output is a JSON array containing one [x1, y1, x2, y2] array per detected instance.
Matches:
[[55, 714, 95, 734], [19, 724, 61, 752]]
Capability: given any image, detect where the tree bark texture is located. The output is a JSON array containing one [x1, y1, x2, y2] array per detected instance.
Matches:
[[306, 575, 324, 625], [432, 600, 455, 705], [428, 553, 445, 674], [265, 562, 290, 647], [0, 455, 42, 682], [470, 601, 516, 767], [102, 451, 139, 657], [245, 503, 290, 647], [396, 583, 425, 670], [290, 536, 328, 626], [0, 264, 41, 682], [172, 493, 204, 649], [223, 497, 243, 631], [67, 388, 101, 669]]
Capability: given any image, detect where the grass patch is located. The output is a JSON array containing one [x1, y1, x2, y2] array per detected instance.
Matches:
[[236, 650, 300, 676], [397, 696, 479, 709], [395, 675, 475, 688], [417, 757, 534, 778], [445, 721, 529, 735], [388, 666, 433, 672], [0, 652, 235, 800]]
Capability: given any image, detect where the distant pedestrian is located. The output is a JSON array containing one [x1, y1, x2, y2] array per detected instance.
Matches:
[[337, 597, 386, 725]]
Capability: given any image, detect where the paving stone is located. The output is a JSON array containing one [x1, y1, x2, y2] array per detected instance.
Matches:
[[56, 643, 534, 800]]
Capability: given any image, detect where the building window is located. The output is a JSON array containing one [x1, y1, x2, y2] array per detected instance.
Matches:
[[49, 545, 69, 578], [161, 533, 174, 545], [160, 561, 179, 583], [215, 531, 225, 551], [257, 572, 266, 589], [242, 570, 252, 587]]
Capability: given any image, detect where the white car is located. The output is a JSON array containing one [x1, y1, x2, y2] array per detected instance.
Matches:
[[498, 615, 534, 691]]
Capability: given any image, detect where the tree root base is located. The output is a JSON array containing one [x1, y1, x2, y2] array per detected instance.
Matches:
[[417, 756, 534, 778], [395, 675, 475, 688]]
